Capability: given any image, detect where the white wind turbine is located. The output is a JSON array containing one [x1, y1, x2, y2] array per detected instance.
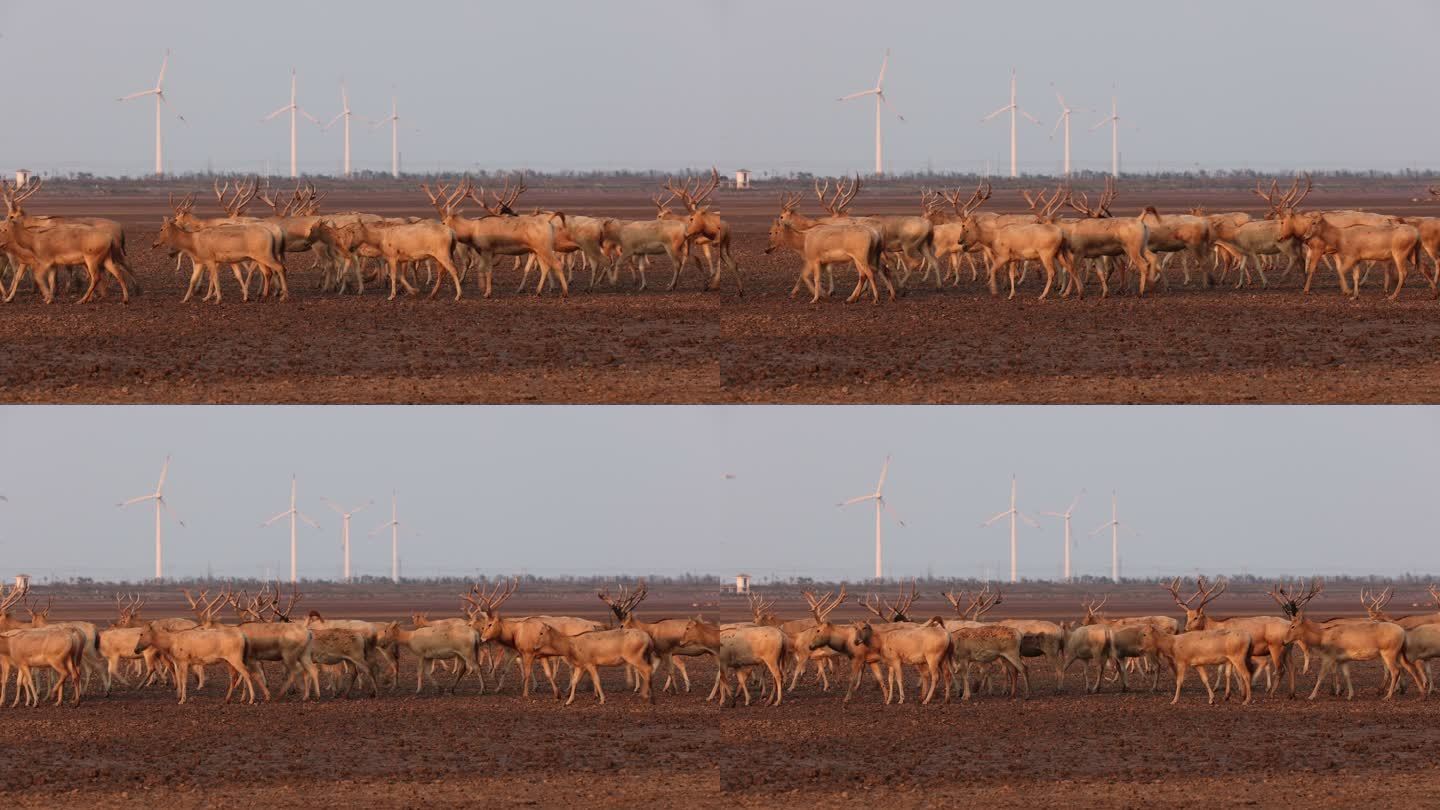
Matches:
[[371, 96, 409, 179], [1049, 85, 1088, 178], [323, 82, 359, 178], [321, 497, 372, 582], [263, 69, 320, 179], [118, 456, 184, 581], [838, 456, 904, 581], [369, 492, 412, 583], [982, 68, 1042, 178], [1092, 92, 1129, 178], [262, 475, 321, 584], [1040, 490, 1085, 582], [1090, 491, 1138, 583], [837, 49, 905, 177], [117, 49, 178, 177], [981, 475, 1038, 584]]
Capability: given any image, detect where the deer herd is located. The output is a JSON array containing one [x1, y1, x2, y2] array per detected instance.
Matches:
[[2, 173, 1438, 304], [3, 575, 1439, 709]]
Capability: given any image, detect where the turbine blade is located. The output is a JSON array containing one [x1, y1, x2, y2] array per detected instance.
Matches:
[[160, 498, 185, 528], [838, 89, 877, 102], [981, 105, 1010, 123], [1090, 118, 1110, 131], [1050, 115, 1063, 139], [118, 89, 156, 102], [839, 495, 877, 507], [876, 49, 889, 87], [1019, 512, 1040, 528], [118, 495, 155, 507], [157, 457, 170, 492], [878, 93, 905, 122], [876, 456, 890, 492], [1089, 522, 1113, 536], [299, 108, 322, 126], [323, 112, 344, 131], [368, 522, 393, 536], [881, 500, 906, 528], [262, 511, 290, 527], [1019, 109, 1043, 126], [321, 497, 345, 514], [981, 511, 1010, 527], [156, 49, 170, 87], [1068, 493, 1084, 514], [262, 105, 290, 122], [298, 512, 322, 530], [1055, 88, 1066, 108]]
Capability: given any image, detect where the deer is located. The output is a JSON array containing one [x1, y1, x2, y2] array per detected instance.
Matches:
[[808, 601, 898, 704], [99, 593, 152, 689], [1076, 595, 1166, 691], [940, 591, 1029, 700], [959, 186, 1077, 299], [224, 585, 320, 701], [302, 612, 395, 692], [297, 614, 381, 699], [1143, 208, 1216, 289], [680, 616, 786, 707], [456, 177, 569, 298], [924, 182, 991, 286], [383, 618, 483, 695], [1163, 576, 1295, 696], [1060, 606, 1121, 694], [21, 595, 110, 697], [1060, 177, 1160, 296], [1139, 624, 1254, 705], [662, 169, 742, 293], [0, 217, 134, 304], [765, 216, 889, 304], [1269, 579, 1420, 700], [134, 618, 263, 705], [0, 177, 133, 303], [597, 582, 705, 694], [466, 579, 604, 697], [528, 622, 656, 706], [809, 176, 941, 290], [596, 192, 693, 293], [154, 216, 288, 303], [0, 626, 85, 707], [1290, 215, 1421, 301], [327, 217, 463, 301], [782, 587, 849, 692]]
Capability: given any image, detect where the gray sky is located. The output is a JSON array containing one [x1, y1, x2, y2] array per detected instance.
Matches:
[[1, 1, 1436, 176], [0, 407, 1434, 582]]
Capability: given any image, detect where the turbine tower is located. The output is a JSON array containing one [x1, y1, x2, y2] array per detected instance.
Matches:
[[372, 96, 404, 179], [1049, 85, 1087, 178], [263, 69, 319, 178], [117, 49, 173, 177], [263, 475, 320, 584], [118, 456, 183, 581], [370, 492, 409, 583], [1093, 93, 1123, 177], [982, 69, 1041, 178], [838, 49, 904, 177], [982, 475, 1038, 584], [1040, 490, 1085, 581], [324, 82, 357, 178], [1090, 491, 1137, 583], [321, 498, 371, 582], [838, 456, 904, 580]]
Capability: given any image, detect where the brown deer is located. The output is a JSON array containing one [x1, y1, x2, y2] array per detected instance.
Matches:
[[1270, 579, 1419, 700]]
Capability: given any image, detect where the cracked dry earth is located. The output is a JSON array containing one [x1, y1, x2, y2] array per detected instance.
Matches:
[[3, 188, 1438, 404]]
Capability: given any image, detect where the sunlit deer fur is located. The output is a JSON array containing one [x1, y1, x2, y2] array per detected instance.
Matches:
[[1140, 625, 1253, 705], [598, 583, 703, 694], [155, 216, 287, 303], [1270, 579, 1420, 700], [135, 620, 263, 704], [528, 623, 655, 706], [0, 627, 84, 706], [765, 218, 889, 304]]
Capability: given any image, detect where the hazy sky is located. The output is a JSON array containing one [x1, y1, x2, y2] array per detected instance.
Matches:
[[1, 1, 1436, 176], [0, 407, 1434, 582]]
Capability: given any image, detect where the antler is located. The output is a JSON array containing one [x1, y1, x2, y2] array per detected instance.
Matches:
[[470, 577, 519, 614], [942, 590, 966, 616], [970, 587, 1002, 620], [0, 583, 29, 614], [421, 179, 469, 218], [746, 592, 776, 623], [778, 191, 803, 215], [880, 579, 919, 622], [1267, 577, 1324, 617], [859, 592, 888, 619], [814, 176, 861, 216], [213, 177, 258, 218], [802, 585, 848, 623], [0, 176, 44, 216], [1361, 586, 1393, 614]]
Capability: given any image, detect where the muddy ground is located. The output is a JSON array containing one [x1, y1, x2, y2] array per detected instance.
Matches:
[[3, 183, 1438, 404], [3, 582, 1438, 807]]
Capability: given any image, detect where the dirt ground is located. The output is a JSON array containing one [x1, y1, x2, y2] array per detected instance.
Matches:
[[3, 183, 1439, 404], [4, 581, 1439, 807]]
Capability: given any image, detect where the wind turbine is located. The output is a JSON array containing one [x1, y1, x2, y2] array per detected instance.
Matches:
[[1092, 92, 1126, 177], [1050, 85, 1088, 178], [1040, 490, 1085, 582], [117, 49, 175, 177], [981, 475, 1038, 584], [838, 456, 904, 581], [369, 491, 411, 584], [262, 69, 320, 179], [371, 96, 407, 179], [321, 498, 372, 582], [982, 69, 1042, 178], [118, 456, 184, 581], [262, 475, 321, 584], [837, 49, 904, 177], [324, 82, 358, 178], [1090, 491, 1137, 583]]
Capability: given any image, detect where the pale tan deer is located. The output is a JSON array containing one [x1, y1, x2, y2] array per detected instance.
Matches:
[[1163, 576, 1295, 696], [1139, 624, 1254, 705], [224, 586, 320, 700], [1060, 178, 1159, 296], [663, 169, 741, 293], [1269, 579, 1419, 700], [597, 582, 704, 694], [680, 616, 786, 707], [155, 217, 288, 303], [135, 620, 263, 704], [0, 626, 84, 706], [528, 623, 656, 706]]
